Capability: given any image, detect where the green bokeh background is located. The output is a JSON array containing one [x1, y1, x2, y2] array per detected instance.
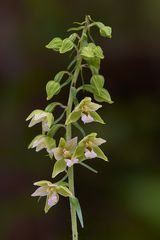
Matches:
[[0, 0, 160, 239]]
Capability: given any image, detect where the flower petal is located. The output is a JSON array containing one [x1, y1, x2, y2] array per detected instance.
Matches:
[[84, 149, 97, 159], [52, 147, 63, 160], [87, 102, 102, 111], [48, 193, 59, 206], [31, 186, 48, 197], [65, 158, 79, 167], [65, 137, 78, 152], [81, 113, 94, 124], [93, 137, 106, 146], [34, 112, 47, 121]]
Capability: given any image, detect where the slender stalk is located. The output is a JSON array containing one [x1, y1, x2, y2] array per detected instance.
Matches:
[[66, 16, 89, 240], [66, 59, 81, 240]]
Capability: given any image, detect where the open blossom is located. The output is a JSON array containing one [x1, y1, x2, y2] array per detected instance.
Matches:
[[53, 137, 78, 167], [31, 180, 72, 213], [28, 135, 56, 157], [65, 97, 105, 125], [26, 109, 54, 132], [74, 133, 108, 161]]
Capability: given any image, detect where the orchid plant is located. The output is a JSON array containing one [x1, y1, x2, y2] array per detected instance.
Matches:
[[26, 15, 113, 240]]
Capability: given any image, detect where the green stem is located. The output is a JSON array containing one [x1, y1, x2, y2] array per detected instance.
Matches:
[[66, 59, 81, 240], [66, 16, 89, 240]]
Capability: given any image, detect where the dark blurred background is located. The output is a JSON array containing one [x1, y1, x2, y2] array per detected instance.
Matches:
[[0, 0, 160, 239]]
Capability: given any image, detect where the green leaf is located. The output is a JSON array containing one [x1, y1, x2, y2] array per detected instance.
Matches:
[[60, 38, 74, 54], [59, 137, 66, 148], [57, 186, 73, 197], [81, 44, 95, 59], [46, 112, 54, 128], [52, 159, 66, 178], [47, 124, 64, 137], [81, 43, 104, 61], [71, 87, 77, 99], [46, 37, 62, 50], [54, 71, 67, 82], [90, 75, 104, 93], [94, 46, 104, 59], [68, 33, 77, 42], [73, 145, 85, 158], [89, 111, 105, 124], [70, 197, 84, 228], [94, 88, 113, 104], [88, 57, 100, 74], [46, 81, 61, 100], [81, 84, 95, 94], [45, 102, 62, 112], [70, 87, 78, 105], [93, 145, 108, 161], [65, 110, 81, 125]]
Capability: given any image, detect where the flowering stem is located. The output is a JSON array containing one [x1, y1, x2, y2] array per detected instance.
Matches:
[[66, 59, 81, 240], [66, 17, 90, 239]]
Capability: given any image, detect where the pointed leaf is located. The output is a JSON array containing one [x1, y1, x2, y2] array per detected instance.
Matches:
[[88, 57, 100, 74], [68, 33, 77, 42], [81, 45, 95, 59], [70, 197, 84, 228], [46, 81, 61, 100], [47, 124, 64, 137], [45, 102, 62, 113], [94, 46, 104, 59], [65, 110, 81, 125], [94, 88, 113, 104], [81, 84, 95, 94], [54, 71, 67, 82], [60, 38, 74, 54], [46, 37, 62, 50], [52, 159, 66, 178], [90, 75, 104, 93]]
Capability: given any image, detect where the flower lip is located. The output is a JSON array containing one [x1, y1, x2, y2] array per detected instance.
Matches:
[[85, 149, 97, 159], [48, 193, 59, 206], [81, 113, 94, 124], [65, 158, 79, 167]]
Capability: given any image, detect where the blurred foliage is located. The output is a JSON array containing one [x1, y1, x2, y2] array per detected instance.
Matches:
[[0, 0, 160, 239]]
